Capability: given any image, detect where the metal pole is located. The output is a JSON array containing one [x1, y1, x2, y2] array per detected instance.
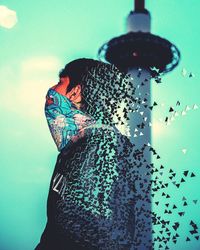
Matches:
[[135, 0, 145, 11]]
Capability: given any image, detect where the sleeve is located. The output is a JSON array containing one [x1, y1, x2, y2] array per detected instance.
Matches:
[[44, 88, 97, 151]]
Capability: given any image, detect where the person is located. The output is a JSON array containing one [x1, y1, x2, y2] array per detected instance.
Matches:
[[35, 58, 136, 250], [35, 58, 104, 250]]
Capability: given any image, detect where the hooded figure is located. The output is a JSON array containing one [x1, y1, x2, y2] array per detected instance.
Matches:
[[35, 59, 146, 250]]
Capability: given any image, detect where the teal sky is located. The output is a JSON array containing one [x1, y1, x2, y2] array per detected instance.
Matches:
[[0, 0, 200, 249]]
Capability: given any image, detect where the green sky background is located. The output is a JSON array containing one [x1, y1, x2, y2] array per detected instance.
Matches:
[[0, 0, 200, 249]]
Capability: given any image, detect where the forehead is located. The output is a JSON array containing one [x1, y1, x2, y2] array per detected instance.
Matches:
[[59, 76, 70, 83]]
